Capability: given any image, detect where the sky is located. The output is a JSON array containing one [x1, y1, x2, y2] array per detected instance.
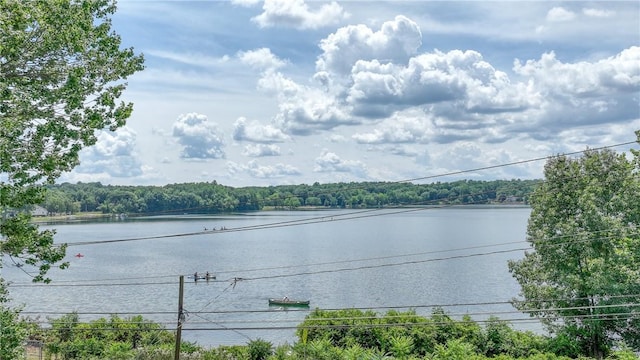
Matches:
[[59, 0, 640, 187]]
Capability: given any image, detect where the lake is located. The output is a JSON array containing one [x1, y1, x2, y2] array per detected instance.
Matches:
[[4, 206, 536, 347]]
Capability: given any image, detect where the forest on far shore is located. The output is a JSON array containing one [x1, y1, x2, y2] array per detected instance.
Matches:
[[39, 179, 539, 216]]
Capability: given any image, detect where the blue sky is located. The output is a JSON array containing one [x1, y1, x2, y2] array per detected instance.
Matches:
[[60, 0, 640, 187]]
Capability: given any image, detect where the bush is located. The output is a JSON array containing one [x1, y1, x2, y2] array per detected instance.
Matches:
[[247, 338, 273, 360]]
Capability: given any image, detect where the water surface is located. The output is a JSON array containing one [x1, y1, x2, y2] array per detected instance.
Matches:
[[4, 206, 534, 346]]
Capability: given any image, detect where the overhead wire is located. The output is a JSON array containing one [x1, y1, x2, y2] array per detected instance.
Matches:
[[7, 139, 639, 342], [18, 293, 639, 318], [52, 139, 637, 247], [29, 311, 639, 333], [52, 139, 636, 220], [182, 309, 640, 332], [7, 229, 637, 288], [14, 292, 640, 323]]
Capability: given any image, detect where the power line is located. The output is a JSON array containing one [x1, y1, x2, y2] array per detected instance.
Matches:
[[181, 313, 640, 332], [55, 139, 637, 247], [396, 140, 637, 184], [17, 293, 640, 318], [7, 280, 178, 288], [19, 307, 640, 336], [0, 246, 535, 288], [52, 139, 636, 220], [8, 230, 636, 288]]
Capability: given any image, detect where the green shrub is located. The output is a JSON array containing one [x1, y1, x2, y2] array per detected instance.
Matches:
[[247, 338, 273, 360]]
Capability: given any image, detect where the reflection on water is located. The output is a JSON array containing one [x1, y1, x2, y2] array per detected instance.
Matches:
[[5, 206, 536, 347]]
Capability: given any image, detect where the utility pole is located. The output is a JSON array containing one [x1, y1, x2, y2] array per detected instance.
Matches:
[[174, 275, 184, 360]]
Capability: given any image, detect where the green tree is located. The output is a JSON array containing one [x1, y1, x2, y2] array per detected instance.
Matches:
[[0, 0, 143, 357], [508, 133, 640, 358], [0, 280, 28, 360], [1, 0, 144, 274]]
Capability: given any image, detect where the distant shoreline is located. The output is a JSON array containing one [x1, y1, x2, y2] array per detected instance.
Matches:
[[30, 212, 110, 224], [31, 203, 530, 224]]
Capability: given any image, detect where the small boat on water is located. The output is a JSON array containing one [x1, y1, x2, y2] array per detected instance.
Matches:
[[188, 273, 216, 281], [268, 297, 310, 307]]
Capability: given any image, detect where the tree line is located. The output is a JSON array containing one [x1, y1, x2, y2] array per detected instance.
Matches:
[[40, 179, 539, 215]]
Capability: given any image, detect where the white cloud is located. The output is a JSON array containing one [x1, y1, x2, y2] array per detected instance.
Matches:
[[104, 2, 640, 186], [238, 48, 287, 71], [242, 144, 281, 157], [251, 0, 349, 30], [246, 12, 637, 146], [327, 134, 347, 143], [233, 117, 290, 143], [146, 50, 230, 68], [352, 110, 433, 144], [257, 71, 355, 134], [514, 47, 640, 95], [313, 149, 368, 178], [172, 113, 226, 159], [546, 7, 576, 22], [346, 49, 538, 118], [583, 8, 615, 18], [73, 127, 145, 178], [228, 160, 301, 178], [256, 69, 301, 96], [316, 15, 422, 76], [231, 0, 261, 7]]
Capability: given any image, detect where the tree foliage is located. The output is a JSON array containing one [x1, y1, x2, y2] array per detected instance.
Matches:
[[0, 279, 28, 360], [509, 133, 640, 358], [296, 308, 550, 358], [0, 0, 144, 279], [40, 179, 539, 216], [0, 1, 143, 357]]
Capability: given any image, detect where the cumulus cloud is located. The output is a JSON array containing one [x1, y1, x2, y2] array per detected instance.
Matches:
[[546, 7, 576, 22], [272, 87, 355, 134], [238, 48, 287, 71], [233, 117, 290, 143], [347, 49, 538, 119], [236, 12, 638, 151], [511, 47, 640, 133], [242, 144, 281, 157], [251, 0, 349, 30], [314, 149, 368, 178], [316, 15, 422, 76], [253, 70, 354, 134], [352, 110, 433, 144], [514, 47, 640, 94], [172, 113, 225, 159], [256, 17, 539, 136], [74, 127, 144, 177], [228, 160, 301, 178]]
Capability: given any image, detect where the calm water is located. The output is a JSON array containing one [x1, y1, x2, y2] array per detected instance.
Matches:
[[4, 206, 535, 347]]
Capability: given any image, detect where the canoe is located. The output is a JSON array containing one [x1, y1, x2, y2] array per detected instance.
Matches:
[[268, 298, 310, 307]]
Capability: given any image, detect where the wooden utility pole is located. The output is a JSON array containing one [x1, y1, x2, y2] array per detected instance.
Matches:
[[174, 275, 184, 360]]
